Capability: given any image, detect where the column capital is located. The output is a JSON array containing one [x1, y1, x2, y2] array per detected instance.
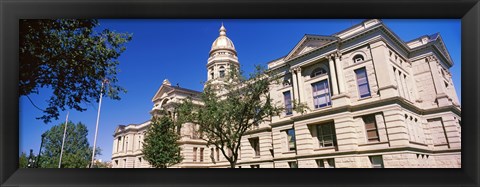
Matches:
[[426, 55, 437, 62], [290, 66, 302, 73], [334, 51, 342, 59]]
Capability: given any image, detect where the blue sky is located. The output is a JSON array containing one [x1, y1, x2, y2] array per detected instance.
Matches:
[[19, 19, 461, 162]]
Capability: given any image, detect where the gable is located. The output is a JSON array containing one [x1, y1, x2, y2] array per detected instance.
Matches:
[[152, 84, 174, 102], [431, 35, 453, 65], [284, 35, 336, 61]]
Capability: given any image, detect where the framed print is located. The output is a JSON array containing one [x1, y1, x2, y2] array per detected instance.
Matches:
[[1, 0, 479, 186]]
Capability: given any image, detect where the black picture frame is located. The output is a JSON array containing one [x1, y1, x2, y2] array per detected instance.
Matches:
[[1, 0, 479, 186]]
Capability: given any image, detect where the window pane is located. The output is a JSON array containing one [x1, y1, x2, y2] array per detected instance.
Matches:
[[317, 159, 325, 168], [359, 84, 370, 95], [356, 68, 370, 98], [367, 130, 378, 138]]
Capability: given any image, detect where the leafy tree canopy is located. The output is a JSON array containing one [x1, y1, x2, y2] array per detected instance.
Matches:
[[142, 116, 183, 168], [38, 121, 100, 168], [177, 65, 307, 168], [19, 152, 29, 168], [20, 19, 132, 123]]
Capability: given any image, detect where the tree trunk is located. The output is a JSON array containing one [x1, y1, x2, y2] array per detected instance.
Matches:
[[230, 161, 235, 168]]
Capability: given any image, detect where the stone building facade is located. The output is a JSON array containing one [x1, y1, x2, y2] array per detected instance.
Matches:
[[111, 19, 461, 168]]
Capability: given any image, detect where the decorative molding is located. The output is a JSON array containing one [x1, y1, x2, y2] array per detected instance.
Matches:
[[426, 55, 437, 62]]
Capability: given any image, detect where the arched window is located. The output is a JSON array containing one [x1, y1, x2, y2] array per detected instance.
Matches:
[[311, 67, 327, 78], [219, 66, 225, 78], [353, 54, 364, 63], [209, 68, 214, 79]]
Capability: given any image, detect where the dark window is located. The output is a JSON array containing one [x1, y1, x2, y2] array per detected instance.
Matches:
[[283, 91, 293, 115], [193, 147, 197, 162], [370, 155, 384, 168], [353, 54, 364, 63], [316, 123, 336, 148], [200, 148, 204, 162], [288, 161, 298, 168], [355, 67, 371, 98], [363, 114, 380, 142], [286, 129, 296, 151], [317, 158, 335, 168], [219, 66, 225, 78], [312, 80, 331, 108], [250, 165, 260, 168], [311, 67, 327, 78], [249, 138, 260, 157]]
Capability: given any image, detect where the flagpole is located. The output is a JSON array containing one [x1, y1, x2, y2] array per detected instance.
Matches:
[[58, 111, 69, 168], [91, 79, 106, 168]]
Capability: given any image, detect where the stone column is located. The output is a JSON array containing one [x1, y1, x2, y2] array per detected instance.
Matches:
[[334, 52, 346, 94], [331, 52, 350, 107], [328, 54, 339, 95], [426, 55, 451, 106], [369, 41, 398, 98], [402, 74, 412, 101], [113, 138, 118, 154], [399, 72, 408, 99], [394, 69, 403, 98], [295, 67, 305, 103], [290, 68, 300, 103]]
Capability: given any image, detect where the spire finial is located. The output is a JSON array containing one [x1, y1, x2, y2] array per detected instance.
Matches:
[[162, 79, 171, 86], [219, 23, 226, 36]]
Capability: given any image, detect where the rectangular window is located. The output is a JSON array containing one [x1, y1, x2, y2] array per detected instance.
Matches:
[[200, 148, 204, 162], [312, 79, 331, 109], [238, 147, 241, 160], [317, 158, 335, 168], [363, 114, 380, 142], [316, 123, 336, 148], [355, 67, 371, 98], [286, 129, 296, 151], [288, 161, 298, 168], [249, 137, 260, 157], [193, 147, 197, 162], [216, 148, 220, 161], [283, 91, 293, 115], [250, 165, 260, 168], [370, 155, 384, 168]]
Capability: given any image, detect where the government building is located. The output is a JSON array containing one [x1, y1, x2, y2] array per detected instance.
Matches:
[[111, 19, 461, 168]]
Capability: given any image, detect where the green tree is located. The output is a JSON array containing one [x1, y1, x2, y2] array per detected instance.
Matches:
[[92, 160, 112, 168], [19, 19, 132, 123], [142, 116, 183, 168], [177, 66, 307, 168], [38, 121, 100, 168], [19, 152, 29, 168]]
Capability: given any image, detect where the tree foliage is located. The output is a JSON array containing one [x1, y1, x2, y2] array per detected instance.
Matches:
[[177, 65, 307, 168], [38, 121, 100, 168], [92, 160, 112, 168], [142, 116, 183, 168], [19, 152, 29, 168], [19, 19, 132, 123]]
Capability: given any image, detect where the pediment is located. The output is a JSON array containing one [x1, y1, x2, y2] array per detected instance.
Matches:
[[284, 35, 337, 61], [431, 34, 453, 65], [114, 125, 125, 134], [152, 84, 174, 102]]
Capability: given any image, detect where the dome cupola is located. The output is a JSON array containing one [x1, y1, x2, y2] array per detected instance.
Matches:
[[210, 23, 237, 56]]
